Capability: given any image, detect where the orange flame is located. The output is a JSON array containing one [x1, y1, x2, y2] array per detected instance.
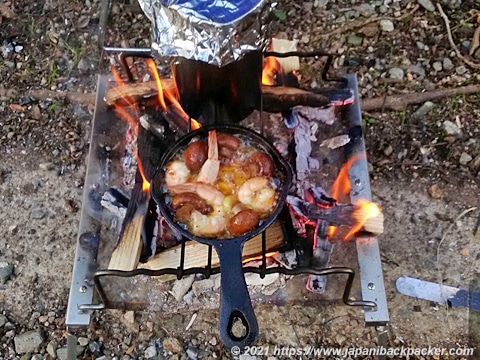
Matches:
[[242, 252, 278, 264], [147, 59, 201, 130], [344, 199, 381, 240], [262, 57, 282, 85], [137, 157, 151, 193], [111, 65, 125, 86], [330, 154, 365, 201], [329, 153, 382, 240]]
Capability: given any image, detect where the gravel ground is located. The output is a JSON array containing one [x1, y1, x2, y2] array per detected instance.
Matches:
[[1, 0, 480, 359]]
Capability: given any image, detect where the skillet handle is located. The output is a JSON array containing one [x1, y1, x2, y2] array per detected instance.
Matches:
[[213, 240, 259, 349]]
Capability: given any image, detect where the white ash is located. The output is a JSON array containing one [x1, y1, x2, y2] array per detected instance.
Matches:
[[272, 250, 297, 269], [122, 126, 138, 188], [294, 117, 317, 183], [169, 274, 195, 301], [296, 106, 336, 125], [100, 191, 127, 220], [320, 135, 351, 149], [245, 272, 279, 287]]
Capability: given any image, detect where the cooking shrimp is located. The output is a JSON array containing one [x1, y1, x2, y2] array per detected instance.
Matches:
[[197, 130, 219, 184], [169, 182, 224, 206], [237, 177, 276, 212], [189, 206, 226, 237], [165, 160, 190, 187]]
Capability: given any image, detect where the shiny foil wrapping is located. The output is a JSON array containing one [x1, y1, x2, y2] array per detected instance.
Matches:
[[137, 0, 272, 66]]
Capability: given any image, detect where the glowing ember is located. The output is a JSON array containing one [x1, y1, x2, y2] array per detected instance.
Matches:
[[262, 57, 282, 85], [242, 252, 278, 264]]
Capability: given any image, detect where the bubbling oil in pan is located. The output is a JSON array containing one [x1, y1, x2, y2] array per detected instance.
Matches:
[[162, 130, 283, 239]]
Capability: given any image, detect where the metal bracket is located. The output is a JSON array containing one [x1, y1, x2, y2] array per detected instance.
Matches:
[[343, 74, 390, 326]]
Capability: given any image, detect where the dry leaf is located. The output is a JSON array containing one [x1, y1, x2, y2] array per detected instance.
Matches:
[[470, 26, 480, 56], [0, 3, 16, 19], [459, 246, 470, 257], [428, 184, 443, 199], [9, 104, 26, 111]]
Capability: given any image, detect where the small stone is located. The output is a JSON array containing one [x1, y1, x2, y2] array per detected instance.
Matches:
[[379, 19, 394, 32], [209, 337, 217, 346], [52, 149, 60, 157], [388, 67, 404, 80], [0, 262, 14, 284], [460, 247, 470, 257], [163, 337, 183, 353], [443, 57, 454, 70], [144, 345, 157, 359], [378, 5, 388, 14], [416, 41, 425, 50], [459, 152, 472, 165], [0, 314, 7, 327], [7, 131, 15, 139], [191, 279, 215, 297], [123, 311, 135, 324], [357, 3, 375, 16], [412, 101, 435, 119], [31, 354, 43, 360], [383, 145, 393, 156], [77, 58, 89, 72], [408, 65, 426, 77], [347, 35, 363, 46], [443, 120, 462, 136], [47, 341, 57, 359], [428, 184, 443, 199], [186, 347, 199, 360], [14, 330, 44, 354], [336, 333, 347, 345], [39, 162, 55, 171], [456, 66, 468, 75], [432, 61, 442, 72], [8, 224, 18, 234], [30, 208, 47, 219], [78, 337, 89, 347], [417, 0, 436, 12]]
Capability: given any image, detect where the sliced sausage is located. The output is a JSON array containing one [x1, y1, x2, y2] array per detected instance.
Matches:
[[227, 209, 260, 236], [183, 140, 208, 172], [172, 192, 213, 214]]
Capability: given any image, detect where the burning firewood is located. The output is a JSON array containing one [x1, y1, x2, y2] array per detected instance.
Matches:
[[104, 79, 330, 113], [108, 178, 150, 271], [140, 219, 284, 273], [287, 196, 384, 237]]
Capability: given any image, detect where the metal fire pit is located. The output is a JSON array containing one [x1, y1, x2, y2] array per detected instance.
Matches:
[[66, 69, 389, 332]]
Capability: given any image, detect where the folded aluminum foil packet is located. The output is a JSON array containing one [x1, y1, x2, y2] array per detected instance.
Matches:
[[138, 0, 272, 66]]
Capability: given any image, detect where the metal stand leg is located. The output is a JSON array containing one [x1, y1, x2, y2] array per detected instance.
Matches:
[[67, 333, 78, 360], [376, 325, 389, 360]]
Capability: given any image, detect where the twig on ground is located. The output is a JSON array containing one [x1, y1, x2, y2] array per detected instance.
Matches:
[[437, 4, 480, 69], [361, 84, 480, 111], [320, 5, 420, 38], [436, 207, 478, 285]]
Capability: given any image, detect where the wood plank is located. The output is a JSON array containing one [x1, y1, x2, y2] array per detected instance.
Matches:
[[140, 219, 285, 271]]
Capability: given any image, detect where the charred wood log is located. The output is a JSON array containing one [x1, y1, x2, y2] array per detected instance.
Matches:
[[104, 79, 330, 113]]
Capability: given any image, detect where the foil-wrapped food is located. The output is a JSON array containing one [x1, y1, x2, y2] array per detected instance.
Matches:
[[137, 0, 273, 66]]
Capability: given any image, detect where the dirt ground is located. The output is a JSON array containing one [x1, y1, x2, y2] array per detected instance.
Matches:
[[1, 0, 480, 359]]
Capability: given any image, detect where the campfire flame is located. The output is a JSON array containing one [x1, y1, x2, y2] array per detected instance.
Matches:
[[145, 59, 201, 130], [329, 153, 380, 240], [137, 157, 151, 193], [345, 199, 381, 240], [262, 57, 282, 85]]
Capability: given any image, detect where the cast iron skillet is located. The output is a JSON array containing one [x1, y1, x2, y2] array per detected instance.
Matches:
[[151, 124, 292, 349]]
